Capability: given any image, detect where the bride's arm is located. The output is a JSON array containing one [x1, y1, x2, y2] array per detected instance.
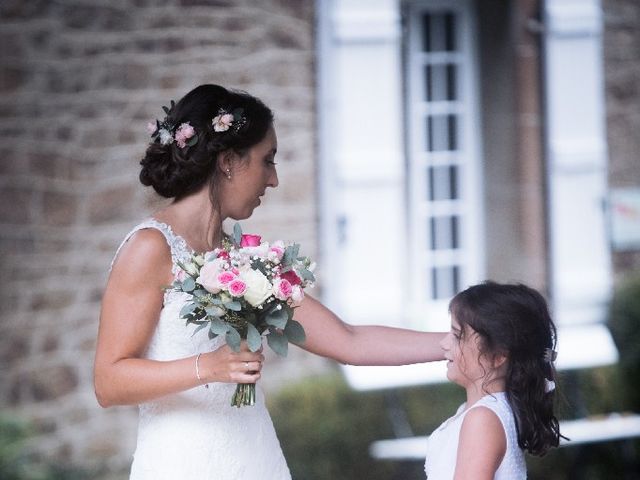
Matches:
[[294, 295, 445, 365], [93, 229, 263, 408]]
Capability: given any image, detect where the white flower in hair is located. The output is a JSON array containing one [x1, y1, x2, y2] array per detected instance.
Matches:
[[212, 111, 235, 132], [158, 128, 174, 145]]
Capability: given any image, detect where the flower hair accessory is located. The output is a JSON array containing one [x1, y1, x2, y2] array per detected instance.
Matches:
[[543, 348, 557, 364], [212, 108, 247, 133], [147, 100, 199, 149]]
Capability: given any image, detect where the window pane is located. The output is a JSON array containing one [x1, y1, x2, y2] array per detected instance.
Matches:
[[424, 64, 457, 102], [426, 115, 458, 152], [422, 14, 431, 52], [444, 13, 456, 51], [428, 165, 459, 201], [429, 216, 460, 250], [422, 12, 457, 53], [430, 265, 460, 299]]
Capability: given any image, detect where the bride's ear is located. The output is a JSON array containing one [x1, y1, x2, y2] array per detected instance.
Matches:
[[217, 150, 236, 178]]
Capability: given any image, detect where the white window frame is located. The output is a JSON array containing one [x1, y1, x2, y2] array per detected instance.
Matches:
[[405, 0, 485, 332]]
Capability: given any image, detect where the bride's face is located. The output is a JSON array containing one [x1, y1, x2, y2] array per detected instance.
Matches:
[[221, 126, 279, 220]]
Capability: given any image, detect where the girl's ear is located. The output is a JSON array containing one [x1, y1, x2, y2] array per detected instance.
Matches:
[[492, 352, 508, 369]]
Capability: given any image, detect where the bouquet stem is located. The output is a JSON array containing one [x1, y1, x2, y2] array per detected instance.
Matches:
[[231, 383, 256, 407]]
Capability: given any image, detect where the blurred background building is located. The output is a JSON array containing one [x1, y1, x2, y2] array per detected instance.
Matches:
[[0, 0, 639, 478]]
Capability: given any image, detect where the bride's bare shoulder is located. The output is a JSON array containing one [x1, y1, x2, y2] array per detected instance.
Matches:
[[111, 228, 173, 279]]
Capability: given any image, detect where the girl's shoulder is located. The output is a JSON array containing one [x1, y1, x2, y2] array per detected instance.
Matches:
[[470, 392, 514, 423]]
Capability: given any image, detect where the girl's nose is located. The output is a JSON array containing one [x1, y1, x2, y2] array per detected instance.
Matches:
[[439, 333, 450, 351]]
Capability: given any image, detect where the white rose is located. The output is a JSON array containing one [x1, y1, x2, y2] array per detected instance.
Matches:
[[196, 258, 226, 293], [241, 268, 273, 307]]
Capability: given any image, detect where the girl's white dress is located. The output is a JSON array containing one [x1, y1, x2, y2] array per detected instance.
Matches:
[[114, 219, 291, 480], [424, 392, 526, 479]]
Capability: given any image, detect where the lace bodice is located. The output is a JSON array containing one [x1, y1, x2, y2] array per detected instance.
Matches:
[[113, 219, 291, 480], [424, 392, 526, 479]]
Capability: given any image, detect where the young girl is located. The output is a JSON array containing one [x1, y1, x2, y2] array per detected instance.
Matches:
[[424, 282, 562, 479]]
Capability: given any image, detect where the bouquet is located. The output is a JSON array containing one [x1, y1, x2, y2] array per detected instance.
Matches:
[[172, 224, 315, 407]]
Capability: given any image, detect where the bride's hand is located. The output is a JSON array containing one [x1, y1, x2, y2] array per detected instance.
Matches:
[[200, 341, 265, 384]]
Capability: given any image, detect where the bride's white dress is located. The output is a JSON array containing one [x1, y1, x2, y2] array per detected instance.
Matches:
[[114, 219, 291, 480]]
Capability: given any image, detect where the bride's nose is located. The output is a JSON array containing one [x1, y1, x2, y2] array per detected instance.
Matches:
[[267, 169, 279, 188]]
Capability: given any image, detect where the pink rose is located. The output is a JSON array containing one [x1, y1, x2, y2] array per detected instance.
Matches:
[[291, 285, 304, 304], [268, 241, 285, 263], [146, 121, 157, 135], [175, 122, 196, 148], [175, 268, 187, 281], [240, 234, 262, 247], [228, 279, 248, 297], [280, 270, 301, 286], [196, 258, 225, 293], [273, 278, 293, 301], [217, 271, 236, 286], [212, 113, 235, 132]]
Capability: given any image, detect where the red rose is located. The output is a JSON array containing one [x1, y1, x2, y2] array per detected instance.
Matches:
[[280, 270, 301, 286]]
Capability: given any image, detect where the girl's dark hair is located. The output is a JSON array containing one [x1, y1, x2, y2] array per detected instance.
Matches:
[[139, 84, 274, 199], [449, 281, 561, 456]]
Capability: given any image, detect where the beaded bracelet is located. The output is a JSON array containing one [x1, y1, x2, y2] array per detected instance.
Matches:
[[195, 353, 209, 389]]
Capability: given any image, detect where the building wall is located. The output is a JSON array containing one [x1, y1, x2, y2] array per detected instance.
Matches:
[[0, 0, 320, 474], [603, 0, 640, 279]]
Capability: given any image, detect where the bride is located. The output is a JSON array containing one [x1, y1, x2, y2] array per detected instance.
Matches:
[[94, 84, 445, 479]]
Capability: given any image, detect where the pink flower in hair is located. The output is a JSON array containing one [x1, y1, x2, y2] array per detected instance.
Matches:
[[146, 121, 157, 135], [212, 112, 235, 132], [175, 122, 196, 148]]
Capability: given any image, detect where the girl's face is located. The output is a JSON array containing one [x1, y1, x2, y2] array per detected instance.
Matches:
[[221, 126, 279, 220], [440, 314, 489, 391]]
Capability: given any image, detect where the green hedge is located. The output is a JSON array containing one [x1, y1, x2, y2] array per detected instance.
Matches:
[[268, 372, 464, 480], [0, 414, 89, 480], [269, 365, 638, 479]]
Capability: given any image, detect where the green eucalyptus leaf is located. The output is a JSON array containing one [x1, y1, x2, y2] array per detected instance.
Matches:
[[191, 322, 209, 337], [225, 300, 242, 312], [284, 319, 306, 345], [296, 268, 315, 282], [265, 308, 288, 329], [233, 223, 242, 246], [209, 318, 229, 335], [205, 306, 225, 318], [186, 135, 198, 147], [180, 302, 197, 318], [282, 245, 299, 267], [267, 331, 288, 357], [193, 288, 209, 298], [181, 277, 196, 292], [246, 323, 262, 352], [226, 327, 242, 352]]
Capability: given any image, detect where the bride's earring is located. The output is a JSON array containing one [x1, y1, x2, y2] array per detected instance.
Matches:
[[226, 168, 232, 180]]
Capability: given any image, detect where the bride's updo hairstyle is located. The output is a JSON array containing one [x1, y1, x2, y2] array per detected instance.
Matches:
[[139, 84, 274, 200]]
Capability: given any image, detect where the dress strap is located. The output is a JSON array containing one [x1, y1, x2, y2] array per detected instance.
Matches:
[[110, 218, 192, 272]]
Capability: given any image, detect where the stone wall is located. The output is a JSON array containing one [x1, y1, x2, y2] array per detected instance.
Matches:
[[603, 0, 640, 279], [0, 0, 321, 475]]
